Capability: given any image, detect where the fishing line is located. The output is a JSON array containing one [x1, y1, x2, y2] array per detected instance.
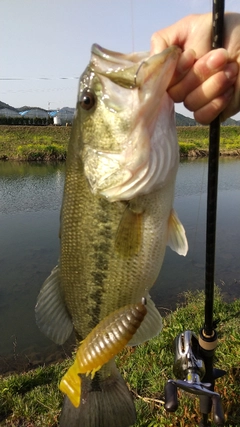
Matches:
[[0, 76, 79, 81], [1, 87, 76, 94]]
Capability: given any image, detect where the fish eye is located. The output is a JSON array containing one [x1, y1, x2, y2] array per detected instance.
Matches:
[[79, 89, 96, 111]]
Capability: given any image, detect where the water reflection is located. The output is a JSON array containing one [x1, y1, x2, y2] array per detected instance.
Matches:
[[151, 157, 240, 308], [0, 158, 239, 372], [0, 162, 65, 214]]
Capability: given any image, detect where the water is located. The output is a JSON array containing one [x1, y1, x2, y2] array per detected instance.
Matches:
[[0, 163, 69, 372], [0, 158, 239, 372], [151, 157, 240, 308]]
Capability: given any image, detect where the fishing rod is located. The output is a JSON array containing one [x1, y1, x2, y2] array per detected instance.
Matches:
[[164, 0, 226, 425]]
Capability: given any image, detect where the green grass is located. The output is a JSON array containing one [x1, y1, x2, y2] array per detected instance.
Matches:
[[177, 126, 240, 156], [1, 288, 240, 426], [17, 143, 66, 161], [0, 364, 65, 426], [0, 126, 70, 160], [0, 126, 240, 160]]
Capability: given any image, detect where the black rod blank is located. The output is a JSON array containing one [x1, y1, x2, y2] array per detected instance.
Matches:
[[204, 0, 225, 337]]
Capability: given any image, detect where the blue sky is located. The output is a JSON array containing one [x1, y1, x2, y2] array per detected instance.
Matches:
[[1, 0, 240, 119]]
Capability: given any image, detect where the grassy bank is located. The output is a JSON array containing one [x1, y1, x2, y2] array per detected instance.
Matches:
[[0, 126, 70, 161], [0, 126, 240, 161], [1, 288, 239, 427], [178, 126, 240, 156]]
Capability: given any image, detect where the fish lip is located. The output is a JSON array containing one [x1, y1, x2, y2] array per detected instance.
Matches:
[[91, 43, 148, 65], [92, 43, 181, 65], [135, 45, 182, 87], [92, 44, 126, 63], [90, 44, 181, 90]]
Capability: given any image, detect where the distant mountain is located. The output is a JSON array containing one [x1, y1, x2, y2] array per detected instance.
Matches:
[[17, 106, 35, 112], [222, 117, 240, 126], [1, 100, 240, 126], [0, 101, 18, 111], [175, 111, 240, 126], [0, 101, 49, 113], [60, 106, 75, 113], [175, 112, 197, 126], [17, 106, 49, 112]]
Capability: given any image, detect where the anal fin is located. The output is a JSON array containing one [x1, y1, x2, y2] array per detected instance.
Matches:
[[128, 295, 162, 346]]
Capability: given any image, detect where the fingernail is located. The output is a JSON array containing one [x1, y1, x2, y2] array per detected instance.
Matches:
[[224, 62, 238, 80]]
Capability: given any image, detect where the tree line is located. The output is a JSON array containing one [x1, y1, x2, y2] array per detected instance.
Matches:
[[0, 116, 54, 126]]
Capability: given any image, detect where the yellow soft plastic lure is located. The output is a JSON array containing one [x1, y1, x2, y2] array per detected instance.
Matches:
[[60, 299, 147, 407]]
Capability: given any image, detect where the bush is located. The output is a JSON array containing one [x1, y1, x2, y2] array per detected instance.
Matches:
[[17, 143, 67, 161], [179, 142, 198, 155]]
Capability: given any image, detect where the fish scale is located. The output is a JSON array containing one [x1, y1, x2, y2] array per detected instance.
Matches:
[[61, 150, 174, 334]]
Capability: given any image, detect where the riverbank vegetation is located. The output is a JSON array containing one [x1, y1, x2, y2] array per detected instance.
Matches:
[[177, 126, 240, 156], [0, 126, 70, 161], [0, 125, 240, 161], [1, 288, 239, 427]]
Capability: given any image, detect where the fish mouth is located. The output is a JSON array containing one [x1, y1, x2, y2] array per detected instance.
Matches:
[[91, 43, 148, 89], [90, 43, 181, 89]]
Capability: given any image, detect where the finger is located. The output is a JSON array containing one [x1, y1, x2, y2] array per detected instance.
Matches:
[[184, 62, 238, 111], [169, 49, 196, 87], [168, 48, 229, 103], [221, 74, 240, 121], [150, 16, 194, 54], [151, 14, 212, 56], [193, 87, 234, 125], [151, 33, 168, 54]]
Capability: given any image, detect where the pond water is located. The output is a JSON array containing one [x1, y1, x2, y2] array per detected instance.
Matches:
[[0, 158, 239, 373]]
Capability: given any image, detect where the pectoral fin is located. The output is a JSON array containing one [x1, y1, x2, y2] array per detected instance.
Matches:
[[167, 209, 188, 256], [35, 265, 73, 345], [127, 295, 162, 346], [115, 205, 143, 258]]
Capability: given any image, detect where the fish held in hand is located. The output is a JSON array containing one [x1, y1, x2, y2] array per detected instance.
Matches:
[[35, 43, 188, 427]]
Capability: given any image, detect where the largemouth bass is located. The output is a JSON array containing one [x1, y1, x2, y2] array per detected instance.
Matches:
[[35, 43, 188, 427]]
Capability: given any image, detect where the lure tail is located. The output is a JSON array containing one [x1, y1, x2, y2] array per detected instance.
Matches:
[[59, 360, 136, 427]]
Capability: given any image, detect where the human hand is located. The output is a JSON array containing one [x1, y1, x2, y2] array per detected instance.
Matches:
[[151, 13, 240, 124]]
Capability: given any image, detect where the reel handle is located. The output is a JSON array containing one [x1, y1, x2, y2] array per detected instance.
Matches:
[[164, 381, 178, 412], [212, 395, 225, 425], [165, 380, 225, 426]]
